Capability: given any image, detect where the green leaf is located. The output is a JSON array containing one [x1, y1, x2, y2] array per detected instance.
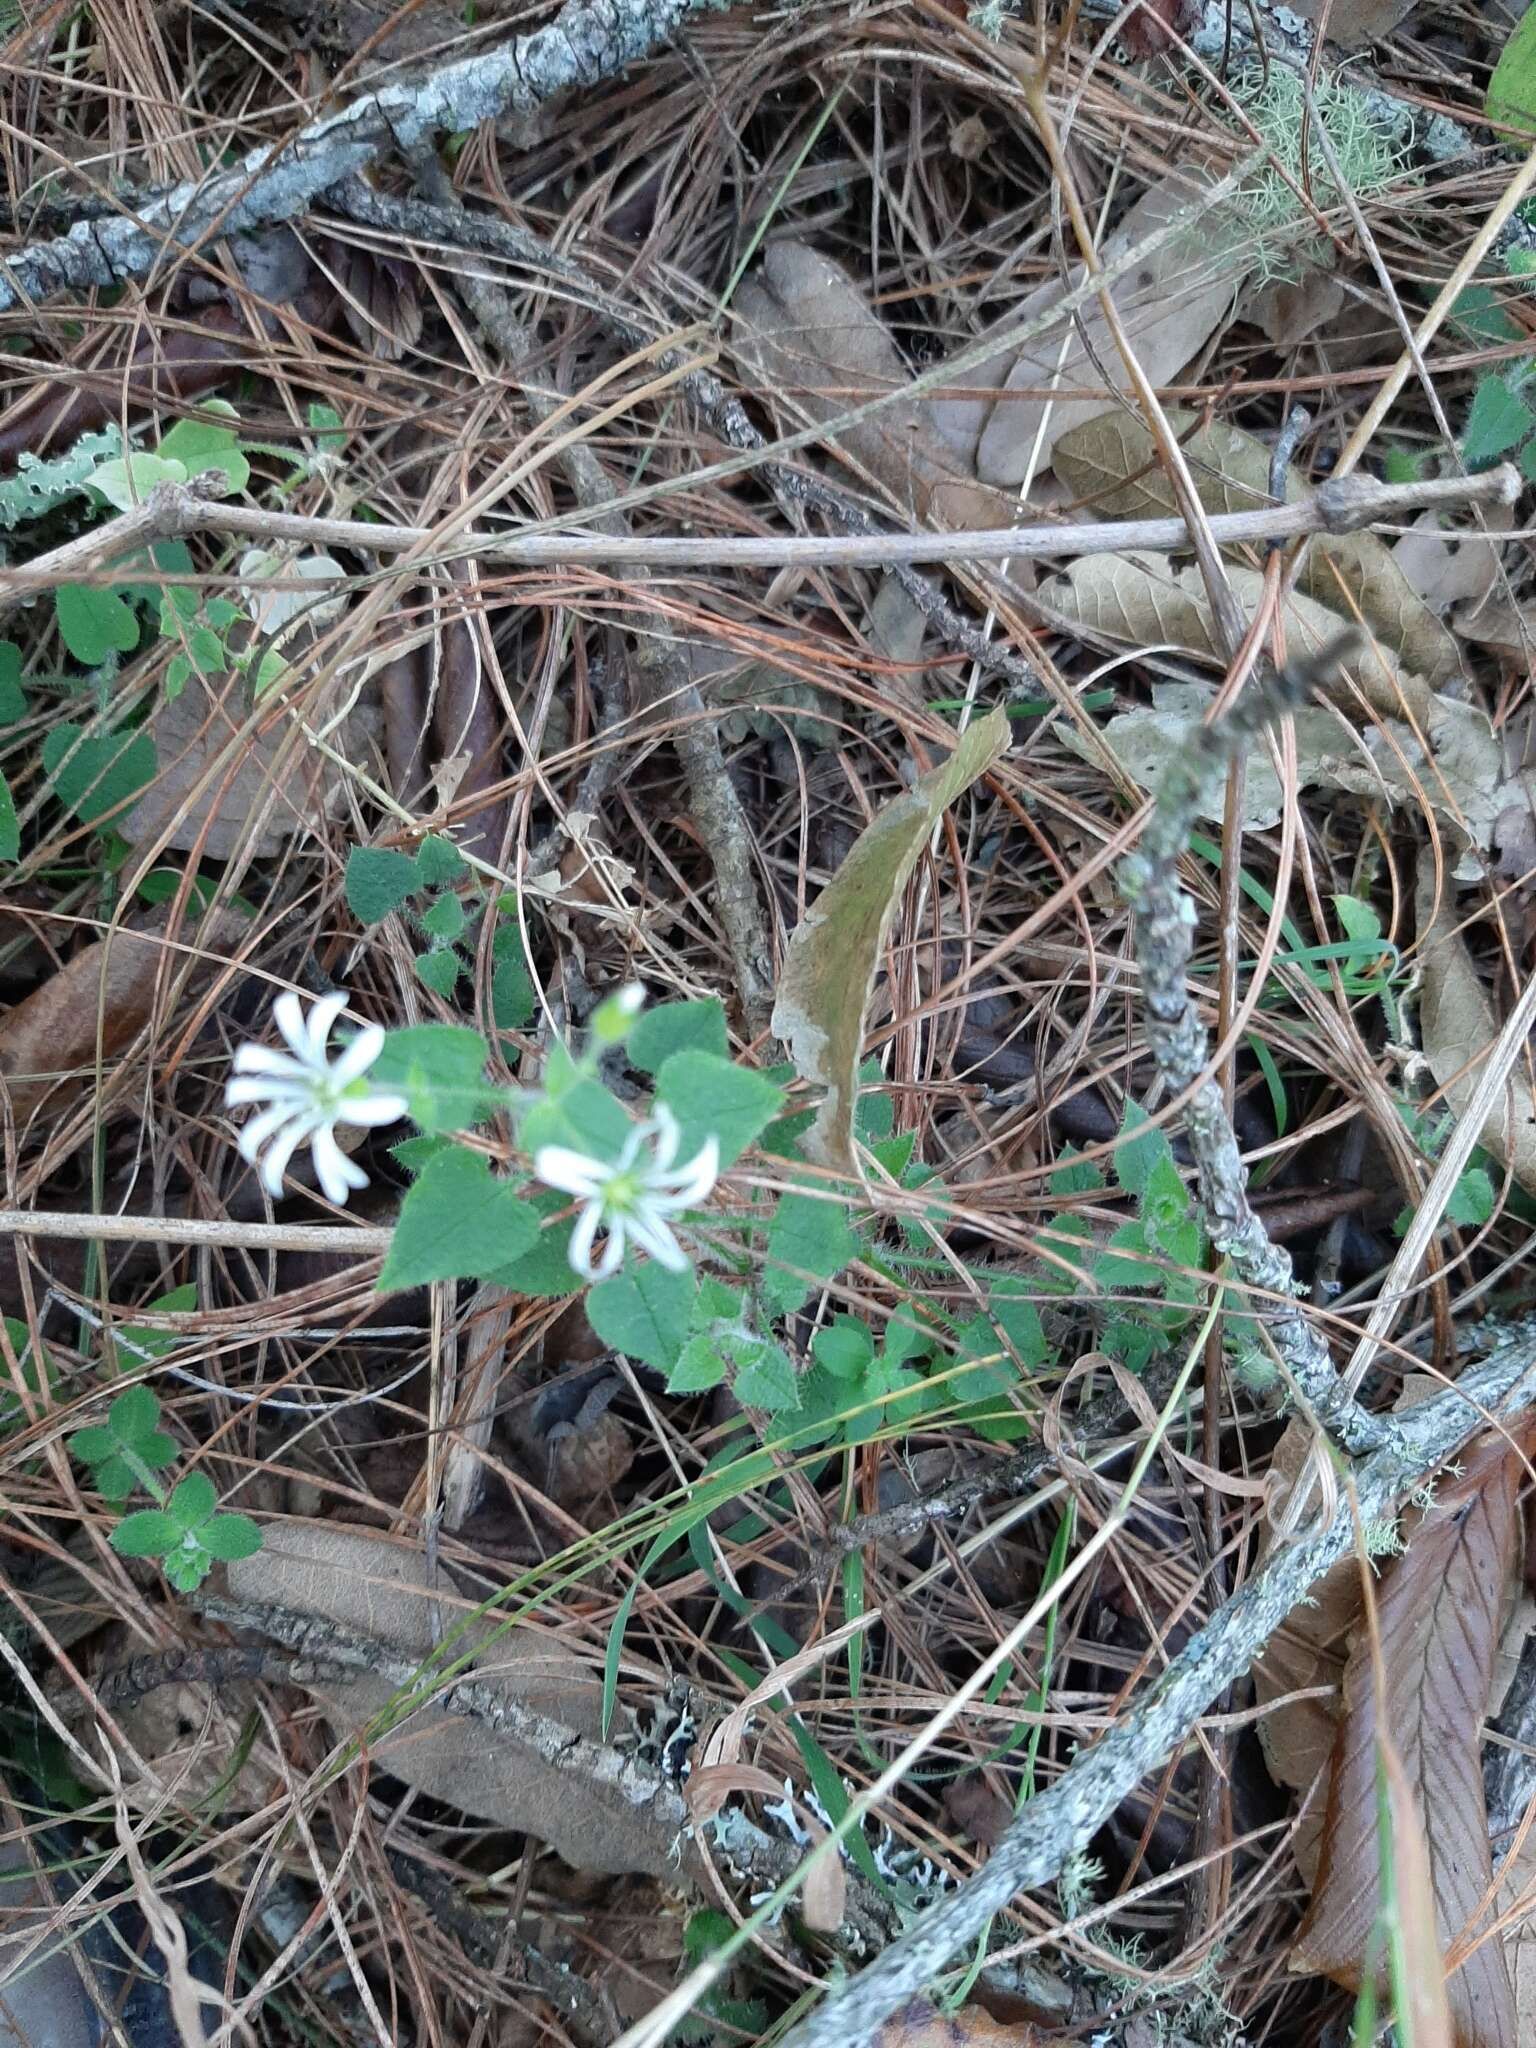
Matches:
[[1486, 2, 1536, 136], [490, 934, 537, 1032], [87, 451, 187, 512], [727, 1332, 800, 1413], [117, 1284, 198, 1363], [481, 1189, 582, 1298], [380, 1147, 539, 1289], [1446, 1166, 1496, 1228], [986, 1280, 1048, 1367], [1449, 285, 1522, 346], [419, 892, 466, 944], [654, 1050, 783, 1168], [667, 1334, 729, 1394], [346, 846, 419, 926], [0, 771, 16, 863], [812, 1316, 875, 1381], [588, 1261, 694, 1369], [370, 1024, 492, 1133], [104, 1384, 162, 1447], [1113, 1101, 1175, 1199], [763, 1189, 860, 1316], [413, 948, 462, 998], [869, 1130, 917, 1179], [43, 725, 157, 826], [1093, 1219, 1156, 1290], [0, 642, 26, 724], [1463, 372, 1536, 468], [55, 584, 139, 665], [157, 412, 250, 495], [628, 999, 728, 1075], [168, 1471, 217, 1530], [772, 707, 1009, 1168], [164, 1545, 215, 1592], [1049, 1146, 1105, 1196], [197, 1512, 262, 1561], [521, 1077, 634, 1163], [414, 834, 466, 886], [1332, 893, 1382, 946], [109, 1510, 180, 1558]]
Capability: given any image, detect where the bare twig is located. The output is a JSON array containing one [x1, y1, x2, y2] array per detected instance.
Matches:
[[1, 469, 1515, 608]]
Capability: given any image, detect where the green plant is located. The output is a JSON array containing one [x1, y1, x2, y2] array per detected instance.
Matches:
[[345, 838, 537, 1021], [70, 1384, 260, 1590]]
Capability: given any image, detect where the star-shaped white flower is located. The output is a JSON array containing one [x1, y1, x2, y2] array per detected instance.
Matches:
[[535, 1105, 719, 1279], [225, 992, 408, 1207]]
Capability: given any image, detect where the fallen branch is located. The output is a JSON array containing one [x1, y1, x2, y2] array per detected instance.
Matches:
[[0, 0, 709, 315], [1, 466, 1516, 607]]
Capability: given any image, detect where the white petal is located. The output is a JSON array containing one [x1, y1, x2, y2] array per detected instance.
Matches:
[[311, 1125, 367, 1206], [235, 1102, 300, 1165], [535, 1146, 608, 1199], [301, 992, 349, 1063], [341, 1089, 409, 1129], [646, 1104, 681, 1172], [225, 1075, 311, 1110], [231, 1044, 311, 1081], [271, 991, 313, 1063], [255, 1111, 320, 1197], [652, 1136, 719, 1209], [624, 1207, 689, 1272], [590, 1215, 628, 1277], [329, 1023, 385, 1088], [567, 1201, 605, 1279]]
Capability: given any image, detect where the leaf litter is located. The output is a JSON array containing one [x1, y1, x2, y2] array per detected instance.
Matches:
[[6, 3, 1536, 2044]]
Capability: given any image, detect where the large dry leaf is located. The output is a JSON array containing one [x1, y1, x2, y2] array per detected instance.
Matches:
[[867, 2000, 1036, 2047], [1052, 408, 1462, 685], [948, 176, 1240, 487], [123, 670, 380, 859], [228, 1524, 684, 1877], [1415, 852, 1536, 1192], [772, 709, 1009, 1169], [731, 241, 1013, 531], [1291, 1434, 1527, 2048], [0, 910, 241, 1124], [1285, 0, 1420, 45]]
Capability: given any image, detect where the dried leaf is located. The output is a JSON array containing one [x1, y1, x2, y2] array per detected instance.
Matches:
[[228, 1524, 682, 1877], [1254, 1421, 1362, 1884], [1415, 852, 1536, 1192], [1292, 1434, 1527, 2048], [772, 709, 1009, 1169], [0, 910, 240, 1125], [868, 1998, 1037, 2047], [1284, 0, 1423, 47], [963, 175, 1239, 487], [1393, 507, 1512, 620], [1241, 269, 1351, 347], [732, 241, 1014, 531], [123, 670, 380, 860], [1052, 409, 1462, 685]]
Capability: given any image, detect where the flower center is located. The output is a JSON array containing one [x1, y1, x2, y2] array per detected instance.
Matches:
[[603, 1168, 643, 1215]]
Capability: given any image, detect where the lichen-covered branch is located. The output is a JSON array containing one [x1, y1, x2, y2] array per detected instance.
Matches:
[[0, 0, 706, 314], [773, 1336, 1536, 2048], [1119, 648, 1396, 1457]]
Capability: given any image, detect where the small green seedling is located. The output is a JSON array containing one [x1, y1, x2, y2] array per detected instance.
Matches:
[[70, 1385, 178, 1501], [110, 1471, 261, 1592]]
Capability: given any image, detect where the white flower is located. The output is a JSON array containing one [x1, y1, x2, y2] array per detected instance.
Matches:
[[535, 1105, 719, 1280], [225, 992, 408, 1207]]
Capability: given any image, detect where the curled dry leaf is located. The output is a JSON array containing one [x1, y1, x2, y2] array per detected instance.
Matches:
[[772, 708, 1009, 1169], [1051, 408, 1462, 685], [1291, 1430, 1536, 2048], [731, 241, 1014, 531], [228, 1523, 684, 1877], [1050, 557, 1508, 872], [0, 908, 241, 1125], [1392, 506, 1513, 621], [1415, 850, 1536, 1192], [931, 174, 1241, 486]]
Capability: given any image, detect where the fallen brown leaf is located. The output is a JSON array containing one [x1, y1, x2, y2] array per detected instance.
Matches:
[[1291, 1432, 1531, 2047], [868, 1997, 1037, 2046], [0, 909, 241, 1126]]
